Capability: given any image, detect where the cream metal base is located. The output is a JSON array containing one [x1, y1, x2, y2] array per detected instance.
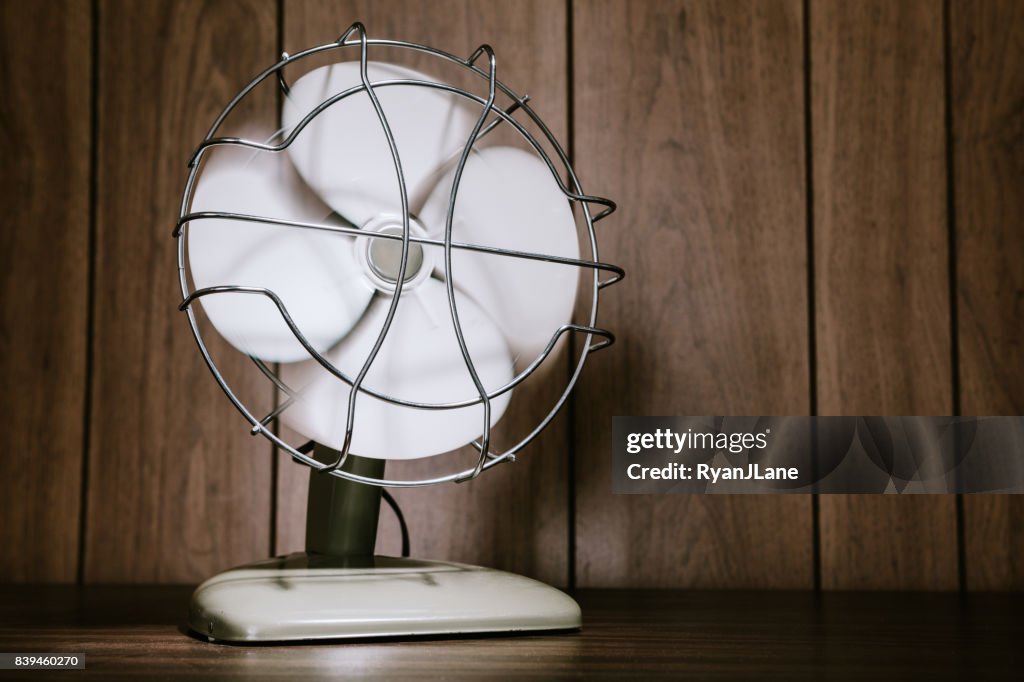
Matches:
[[189, 553, 582, 642]]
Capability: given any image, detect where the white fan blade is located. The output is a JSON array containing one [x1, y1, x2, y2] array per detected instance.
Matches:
[[281, 61, 478, 227], [188, 153, 374, 362], [279, 278, 513, 459], [419, 146, 579, 369]]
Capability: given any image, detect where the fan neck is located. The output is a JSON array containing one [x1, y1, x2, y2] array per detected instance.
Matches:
[[305, 445, 385, 558]]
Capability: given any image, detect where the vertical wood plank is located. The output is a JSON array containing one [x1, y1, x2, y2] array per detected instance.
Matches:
[[277, 0, 571, 586], [952, 0, 1024, 591], [85, 0, 277, 583], [573, 0, 813, 588], [812, 0, 958, 590], [0, 0, 91, 582]]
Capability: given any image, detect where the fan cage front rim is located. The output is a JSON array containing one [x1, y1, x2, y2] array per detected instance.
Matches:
[[175, 29, 615, 488]]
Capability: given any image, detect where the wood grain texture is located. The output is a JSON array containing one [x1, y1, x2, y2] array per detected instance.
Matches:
[[812, 0, 958, 590], [2, 0, 1019, 591], [84, 0, 277, 583], [573, 0, 813, 588], [1, 586, 1020, 679], [276, 0, 572, 586], [951, 0, 1024, 590], [0, 0, 91, 582]]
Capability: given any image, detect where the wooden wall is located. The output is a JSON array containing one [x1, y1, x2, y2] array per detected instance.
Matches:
[[0, 0, 1019, 590]]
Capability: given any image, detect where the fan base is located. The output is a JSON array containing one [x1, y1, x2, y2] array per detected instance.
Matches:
[[188, 553, 581, 642]]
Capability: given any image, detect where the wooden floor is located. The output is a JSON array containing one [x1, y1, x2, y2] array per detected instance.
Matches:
[[0, 587, 1020, 680]]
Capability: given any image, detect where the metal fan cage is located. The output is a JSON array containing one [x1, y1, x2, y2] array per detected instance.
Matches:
[[174, 23, 622, 488]]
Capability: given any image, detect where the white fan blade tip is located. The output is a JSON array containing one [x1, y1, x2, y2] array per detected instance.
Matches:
[[281, 61, 479, 227], [420, 146, 580, 367], [279, 278, 513, 459], [187, 153, 373, 363]]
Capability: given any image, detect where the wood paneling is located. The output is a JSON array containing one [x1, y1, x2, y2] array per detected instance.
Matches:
[[0, 0, 1020, 591], [0, 0, 91, 582], [812, 0, 957, 590], [84, 0, 277, 583], [276, 0, 572, 586], [573, 0, 813, 588], [952, 0, 1024, 590]]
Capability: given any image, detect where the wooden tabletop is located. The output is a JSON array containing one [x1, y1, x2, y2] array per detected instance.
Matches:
[[0, 586, 1019, 680]]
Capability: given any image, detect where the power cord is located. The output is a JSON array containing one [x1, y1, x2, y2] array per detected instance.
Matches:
[[381, 490, 411, 558]]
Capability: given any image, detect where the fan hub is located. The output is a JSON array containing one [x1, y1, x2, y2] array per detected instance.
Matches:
[[358, 215, 433, 293], [368, 225, 424, 283]]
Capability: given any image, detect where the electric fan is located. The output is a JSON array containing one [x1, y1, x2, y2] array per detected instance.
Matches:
[[175, 23, 622, 642]]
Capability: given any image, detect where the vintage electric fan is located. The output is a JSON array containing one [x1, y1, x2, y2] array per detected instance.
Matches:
[[175, 24, 621, 641]]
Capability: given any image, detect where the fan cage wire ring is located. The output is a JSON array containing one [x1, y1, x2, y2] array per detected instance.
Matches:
[[175, 24, 620, 488], [177, 26, 614, 483], [176, 27, 615, 487]]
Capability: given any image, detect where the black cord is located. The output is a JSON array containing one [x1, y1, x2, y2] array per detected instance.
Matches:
[[381, 490, 410, 558]]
